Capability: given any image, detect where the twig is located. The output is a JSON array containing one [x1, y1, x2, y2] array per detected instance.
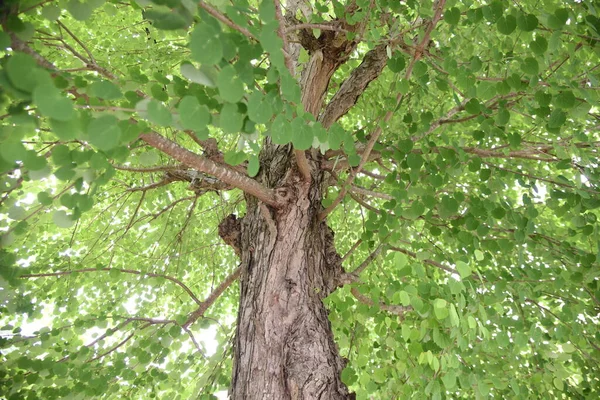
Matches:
[[350, 287, 412, 316], [21, 267, 203, 306], [183, 266, 241, 328], [198, 1, 257, 41]]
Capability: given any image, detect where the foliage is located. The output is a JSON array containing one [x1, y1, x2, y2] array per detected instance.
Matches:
[[0, 0, 599, 398]]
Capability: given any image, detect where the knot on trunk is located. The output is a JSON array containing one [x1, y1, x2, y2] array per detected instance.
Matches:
[[218, 214, 241, 257]]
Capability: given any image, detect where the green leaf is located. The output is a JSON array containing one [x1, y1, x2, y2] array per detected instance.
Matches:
[[89, 80, 122, 100], [517, 13, 538, 31], [497, 15, 516, 35], [0, 31, 10, 50], [554, 91, 576, 109], [180, 63, 216, 87], [33, 84, 75, 121], [465, 98, 481, 114], [270, 114, 292, 145], [42, 5, 62, 21], [496, 108, 510, 126], [529, 36, 548, 55], [280, 72, 301, 104], [144, 8, 192, 30], [291, 118, 313, 150], [548, 109, 566, 129], [406, 153, 423, 170], [67, 0, 99, 20], [456, 261, 471, 279], [400, 290, 410, 306], [259, 22, 285, 69], [387, 52, 406, 73], [247, 91, 274, 124], [224, 150, 246, 166], [53, 210, 75, 228], [87, 115, 122, 151], [147, 100, 172, 126], [6, 52, 41, 92], [444, 7, 461, 26], [218, 65, 245, 103], [258, 0, 276, 22], [520, 57, 539, 75], [190, 23, 222, 65], [247, 155, 259, 177], [433, 299, 449, 320], [178, 96, 210, 131], [219, 103, 244, 133]]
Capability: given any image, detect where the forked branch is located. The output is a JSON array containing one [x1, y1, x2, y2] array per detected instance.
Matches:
[[140, 133, 280, 207]]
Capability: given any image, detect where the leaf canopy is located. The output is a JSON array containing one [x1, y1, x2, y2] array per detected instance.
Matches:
[[0, 0, 599, 399]]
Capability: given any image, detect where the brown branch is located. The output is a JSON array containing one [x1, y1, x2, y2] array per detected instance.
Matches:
[[87, 332, 136, 363], [349, 192, 381, 214], [319, 1, 446, 220], [20, 267, 203, 306], [183, 266, 241, 328], [339, 245, 383, 285], [284, 23, 349, 34], [319, 44, 388, 129], [139, 133, 280, 207], [8, 33, 55, 69], [113, 164, 184, 172], [56, 20, 96, 64], [198, 1, 257, 41], [349, 185, 393, 200], [294, 149, 312, 183], [350, 287, 412, 316], [126, 179, 171, 192], [388, 246, 457, 275], [484, 162, 599, 194], [274, 0, 293, 72]]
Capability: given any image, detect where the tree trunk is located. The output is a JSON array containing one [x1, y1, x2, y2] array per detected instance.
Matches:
[[229, 148, 351, 399]]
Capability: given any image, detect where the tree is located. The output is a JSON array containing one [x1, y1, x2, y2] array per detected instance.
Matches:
[[0, 0, 599, 398]]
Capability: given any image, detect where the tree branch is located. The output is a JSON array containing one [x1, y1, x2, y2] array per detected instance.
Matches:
[[319, 44, 388, 129], [339, 245, 383, 285], [139, 133, 280, 207], [183, 266, 241, 328], [20, 267, 203, 306], [350, 287, 412, 316], [198, 1, 256, 41]]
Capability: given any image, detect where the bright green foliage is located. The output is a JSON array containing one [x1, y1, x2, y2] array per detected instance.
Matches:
[[0, 0, 599, 399]]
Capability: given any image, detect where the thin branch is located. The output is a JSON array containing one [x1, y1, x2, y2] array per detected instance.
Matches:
[[21, 267, 203, 306], [349, 185, 393, 200], [319, 44, 388, 129], [350, 287, 412, 316], [113, 164, 184, 172], [339, 245, 383, 285], [319, 1, 446, 220], [198, 1, 257, 41], [284, 23, 349, 34], [388, 246, 457, 275], [87, 332, 136, 363], [341, 238, 362, 262], [140, 133, 280, 207], [294, 149, 312, 183], [56, 20, 96, 64], [8, 33, 55, 69], [273, 0, 293, 72], [183, 266, 241, 328]]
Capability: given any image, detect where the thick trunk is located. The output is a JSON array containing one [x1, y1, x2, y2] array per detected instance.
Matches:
[[228, 20, 362, 398], [229, 152, 351, 399]]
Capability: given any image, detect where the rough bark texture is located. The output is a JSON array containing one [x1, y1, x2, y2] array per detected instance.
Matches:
[[230, 152, 351, 399], [229, 17, 366, 399]]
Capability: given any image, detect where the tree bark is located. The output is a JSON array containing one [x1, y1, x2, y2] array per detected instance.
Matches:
[[229, 149, 351, 399]]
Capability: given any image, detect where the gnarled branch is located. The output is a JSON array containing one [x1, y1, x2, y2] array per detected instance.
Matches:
[[140, 133, 280, 207]]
